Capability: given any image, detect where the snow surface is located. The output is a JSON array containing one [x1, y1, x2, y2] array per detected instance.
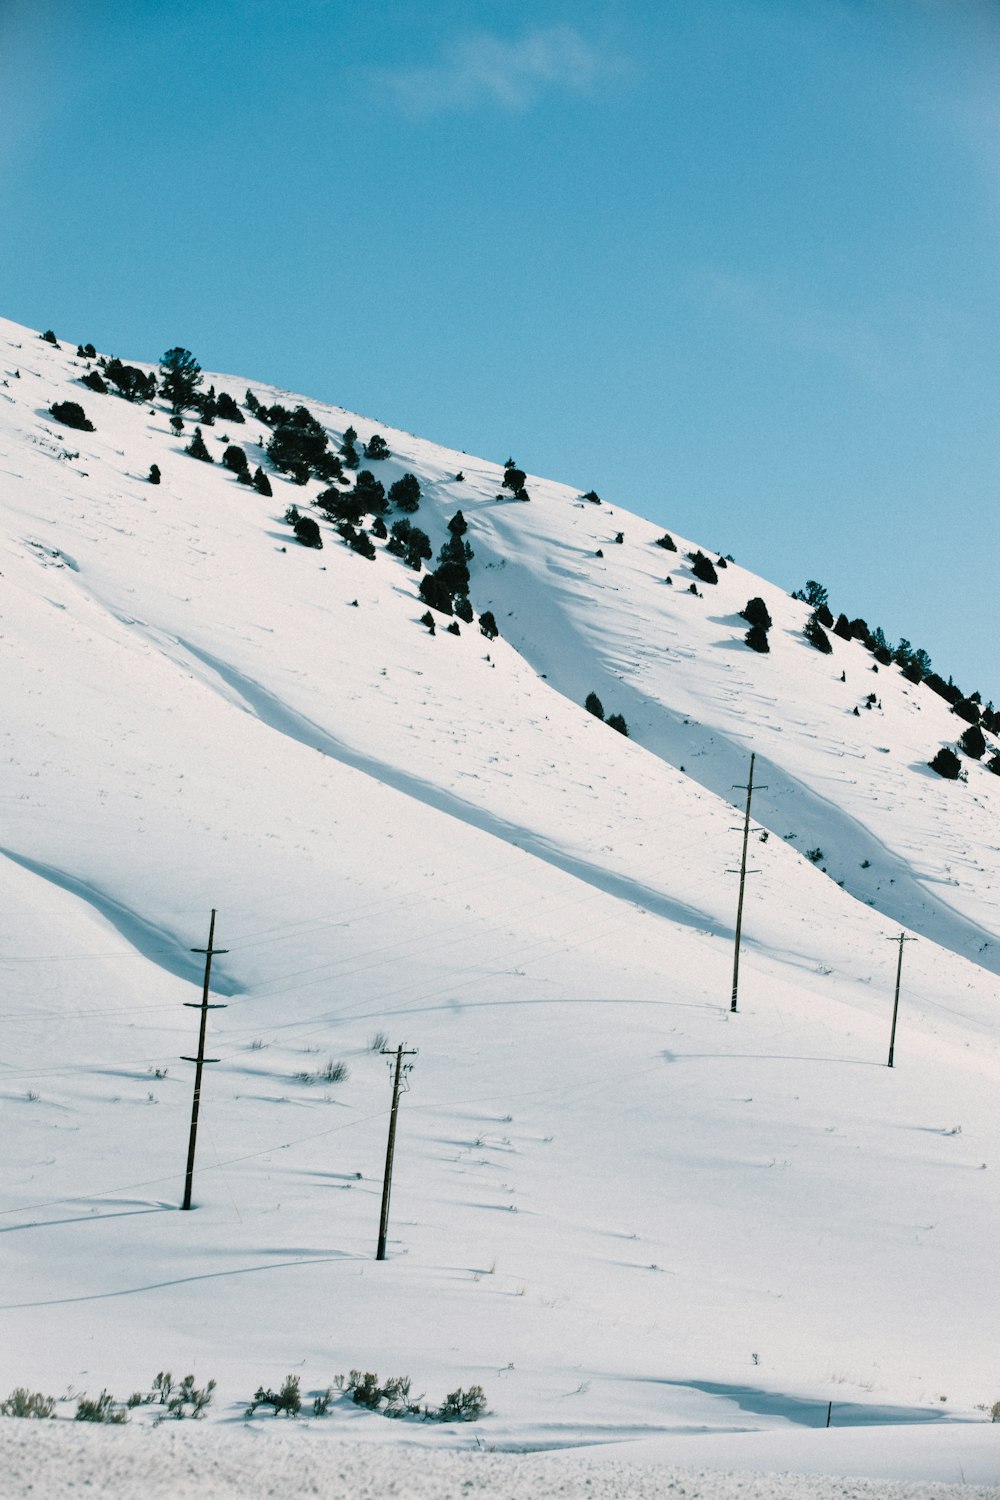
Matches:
[[1, 319, 998, 1495]]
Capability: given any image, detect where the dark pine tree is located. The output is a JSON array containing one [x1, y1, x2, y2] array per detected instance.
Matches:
[[960, 724, 986, 759], [159, 347, 203, 413], [745, 621, 770, 653], [804, 612, 833, 653], [585, 692, 605, 720], [607, 713, 629, 736], [388, 473, 421, 512], [185, 426, 214, 462], [479, 610, 499, 639], [252, 466, 272, 496], [49, 400, 94, 431], [293, 516, 322, 548], [363, 433, 391, 460], [148, 463, 161, 485], [740, 597, 772, 630], [929, 746, 962, 780]]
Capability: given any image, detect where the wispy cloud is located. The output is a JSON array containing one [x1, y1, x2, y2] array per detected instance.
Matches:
[[691, 268, 895, 387], [375, 25, 619, 115]]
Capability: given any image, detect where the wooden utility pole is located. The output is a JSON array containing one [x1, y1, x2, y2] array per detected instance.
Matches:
[[376, 1043, 417, 1261], [729, 753, 766, 1013], [181, 909, 228, 1210], [886, 932, 915, 1068]]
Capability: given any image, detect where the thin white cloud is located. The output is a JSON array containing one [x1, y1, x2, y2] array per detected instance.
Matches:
[[376, 25, 618, 115], [691, 268, 895, 388]]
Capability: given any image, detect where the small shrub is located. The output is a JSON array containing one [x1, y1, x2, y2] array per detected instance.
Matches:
[[247, 1375, 301, 1418], [50, 400, 93, 431], [607, 713, 629, 736], [930, 747, 962, 780], [369, 1030, 389, 1052], [253, 466, 272, 496], [312, 1388, 333, 1416], [321, 1058, 348, 1083], [165, 1375, 215, 1419], [148, 463, 161, 485], [454, 596, 474, 624], [447, 621, 461, 635], [41, 329, 59, 346], [0, 1388, 56, 1419], [655, 533, 677, 551], [478, 610, 498, 640], [987, 753, 1000, 777], [81, 368, 107, 393], [954, 697, 981, 726], [614, 531, 624, 544], [806, 847, 824, 863], [436, 1385, 487, 1422], [420, 610, 436, 634], [76, 1391, 128, 1424], [585, 692, 605, 720], [991, 1400, 1000, 1422], [581, 489, 601, 504]]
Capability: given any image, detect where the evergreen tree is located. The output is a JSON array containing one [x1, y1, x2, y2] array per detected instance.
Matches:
[[479, 610, 498, 639], [363, 433, 391, 460], [185, 426, 213, 462], [387, 519, 432, 569], [148, 463, 161, 485], [49, 401, 94, 431], [740, 597, 772, 630], [960, 724, 986, 759], [159, 347, 203, 413], [388, 473, 421, 512], [252, 466, 272, 497], [216, 391, 245, 423], [454, 596, 474, 624], [294, 515, 322, 548], [419, 572, 454, 615], [953, 697, 981, 725], [41, 329, 59, 346], [745, 621, 770, 653], [987, 753, 1000, 777], [341, 426, 359, 468], [929, 746, 962, 780], [81, 369, 107, 393], [222, 445, 250, 475], [688, 551, 718, 585], [266, 405, 335, 482], [833, 613, 852, 641], [585, 692, 605, 720], [447, 510, 468, 537], [169, 416, 184, 437], [106, 359, 156, 403], [804, 612, 832, 653], [352, 469, 388, 515], [655, 533, 677, 551], [607, 713, 629, 736], [370, 514, 388, 540]]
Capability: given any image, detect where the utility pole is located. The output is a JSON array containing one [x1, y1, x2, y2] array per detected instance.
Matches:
[[376, 1043, 417, 1261], [728, 752, 766, 1013], [181, 909, 228, 1210], [886, 932, 915, 1068]]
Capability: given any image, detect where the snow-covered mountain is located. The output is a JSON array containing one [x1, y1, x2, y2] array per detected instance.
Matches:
[[1, 316, 997, 1487]]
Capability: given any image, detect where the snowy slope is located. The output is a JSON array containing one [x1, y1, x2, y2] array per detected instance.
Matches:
[[0, 318, 998, 1488]]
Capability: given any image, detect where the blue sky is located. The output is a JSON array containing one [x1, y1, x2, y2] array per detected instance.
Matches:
[[3, 0, 998, 697]]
